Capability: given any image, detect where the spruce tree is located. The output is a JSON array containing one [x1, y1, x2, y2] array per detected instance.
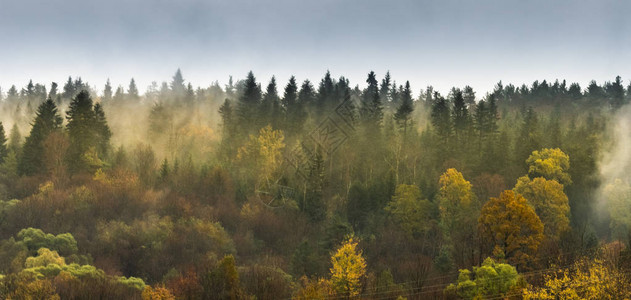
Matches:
[[48, 82, 58, 100], [66, 90, 100, 173], [18, 98, 63, 175], [237, 71, 262, 133], [394, 81, 414, 135], [360, 71, 383, 127], [0, 122, 8, 164], [128, 78, 139, 100], [282, 76, 305, 135], [103, 79, 113, 101], [317, 70, 335, 114], [93, 103, 112, 158], [260, 76, 280, 128]]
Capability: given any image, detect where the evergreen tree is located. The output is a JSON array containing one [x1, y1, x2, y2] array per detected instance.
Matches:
[[317, 70, 335, 114], [18, 98, 63, 176], [48, 82, 58, 100], [260, 76, 281, 128], [103, 79, 113, 101], [93, 103, 112, 158], [0, 122, 8, 164], [462, 85, 476, 107], [128, 78, 139, 100], [431, 92, 451, 139], [360, 71, 383, 128], [171, 68, 186, 97], [394, 81, 414, 135], [390, 80, 400, 106], [304, 147, 326, 222], [516, 107, 540, 171], [8, 123, 21, 154], [606, 76, 625, 108], [283, 76, 306, 136], [451, 88, 469, 141], [379, 71, 392, 108], [62, 76, 75, 100], [237, 71, 262, 134], [298, 79, 316, 107], [66, 90, 100, 173]]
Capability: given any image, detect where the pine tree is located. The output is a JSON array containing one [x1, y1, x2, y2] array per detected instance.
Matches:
[[283, 76, 306, 135], [260, 76, 280, 128], [48, 82, 58, 100], [379, 71, 392, 108], [317, 70, 335, 114], [62, 76, 75, 100], [66, 90, 99, 173], [93, 103, 112, 158], [361, 71, 383, 128], [462, 85, 476, 107], [0, 122, 8, 164], [18, 98, 63, 175], [304, 148, 326, 222], [394, 81, 414, 135], [103, 79, 113, 101], [8, 124, 21, 154], [237, 71, 262, 134], [298, 79, 316, 106], [171, 68, 186, 97], [128, 78, 139, 100]]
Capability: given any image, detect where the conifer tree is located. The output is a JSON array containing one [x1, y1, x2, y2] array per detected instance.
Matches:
[[103, 79, 113, 101], [0, 122, 8, 164], [93, 103, 112, 158], [128, 78, 139, 100], [66, 90, 106, 173], [18, 98, 63, 176], [360, 71, 383, 127], [237, 71, 262, 133], [394, 81, 414, 135], [317, 70, 335, 114]]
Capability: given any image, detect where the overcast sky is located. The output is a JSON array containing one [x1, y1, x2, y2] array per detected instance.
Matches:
[[1, 0, 630, 97]]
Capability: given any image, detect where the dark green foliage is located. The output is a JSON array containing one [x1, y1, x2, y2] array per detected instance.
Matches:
[[394, 81, 414, 134], [18, 98, 63, 176], [237, 71, 262, 134], [0, 123, 8, 164], [360, 71, 383, 128], [127, 78, 139, 100], [66, 90, 110, 173]]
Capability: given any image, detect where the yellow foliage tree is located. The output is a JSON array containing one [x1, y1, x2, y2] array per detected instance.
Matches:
[[514, 176, 570, 241], [523, 258, 631, 299], [237, 125, 285, 187], [142, 285, 176, 300], [330, 237, 367, 299], [25, 248, 65, 268], [526, 148, 571, 186], [478, 190, 543, 269], [437, 168, 479, 267]]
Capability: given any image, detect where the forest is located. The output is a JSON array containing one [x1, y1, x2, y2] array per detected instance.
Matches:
[[0, 69, 630, 299]]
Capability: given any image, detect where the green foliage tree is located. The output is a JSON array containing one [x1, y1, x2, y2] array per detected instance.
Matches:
[[18, 98, 63, 176], [526, 148, 571, 186], [394, 81, 414, 135], [0, 122, 8, 164], [385, 184, 434, 238], [514, 176, 570, 241], [445, 258, 522, 300]]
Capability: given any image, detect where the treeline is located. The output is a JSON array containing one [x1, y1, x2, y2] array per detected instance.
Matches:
[[0, 70, 630, 299]]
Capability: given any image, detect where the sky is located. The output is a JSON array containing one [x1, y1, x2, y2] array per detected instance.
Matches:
[[1, 0, 630, 97]]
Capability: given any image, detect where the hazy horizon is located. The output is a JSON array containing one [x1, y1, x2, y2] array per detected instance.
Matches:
[[2, 0, 630, 97]]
